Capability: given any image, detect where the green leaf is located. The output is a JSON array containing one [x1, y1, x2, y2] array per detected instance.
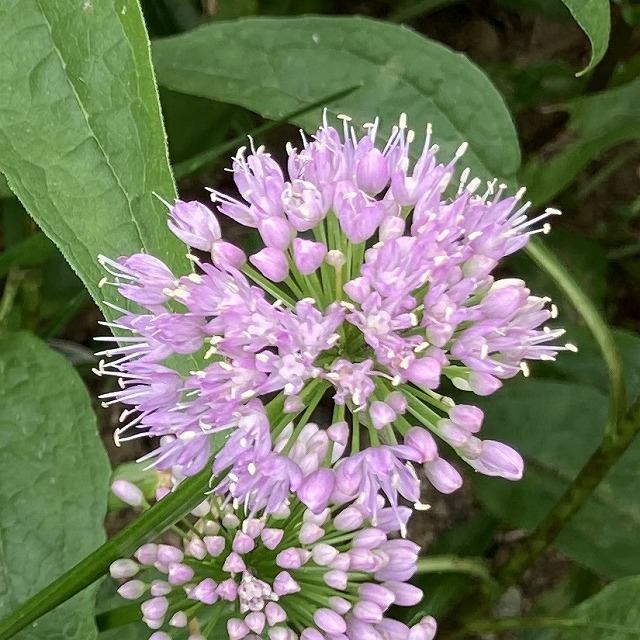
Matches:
[[0, 0, 187, 321], [0, 332, 110, 639], [532, 575, 640, 639], [152, 16, 521, 182], [561, 0, 611, 76], [471, 378, 640, 578], [0, 467, 212, 640], [521, 75, 640, 206]]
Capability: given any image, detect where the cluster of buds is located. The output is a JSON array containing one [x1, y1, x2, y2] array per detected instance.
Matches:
[[111, 489, 436, 640], [98, 114, 570, 638]]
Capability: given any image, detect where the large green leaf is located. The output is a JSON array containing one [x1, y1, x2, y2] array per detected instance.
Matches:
[[533, 576, 640, 639], [561, 0, 611, 76], [471, 378, 640, 578], [521, 76, 640, 206], [0, 332, 110, 639], [0, 0, 186, 319], [152, 16, 521, 182]]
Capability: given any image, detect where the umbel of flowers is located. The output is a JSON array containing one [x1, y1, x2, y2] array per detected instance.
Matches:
[[111, 485, 436, 640], [97, 113, 572, 638]]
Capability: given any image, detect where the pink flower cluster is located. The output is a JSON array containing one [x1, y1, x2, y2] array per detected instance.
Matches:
[[99, 114, 572, 639]]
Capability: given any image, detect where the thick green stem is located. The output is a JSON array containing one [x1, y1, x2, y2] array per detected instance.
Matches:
[[417, 556, 497, 590], [495, 395, 640, 591], [0, 467, 215, 640]]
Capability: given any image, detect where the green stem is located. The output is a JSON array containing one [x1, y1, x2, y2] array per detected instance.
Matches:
[[494, 395, 640, 592], [417, 556, 497, 590], [241, 263, 296, 307], [0, 269, 23, 331], [0, 466, 216, 640]]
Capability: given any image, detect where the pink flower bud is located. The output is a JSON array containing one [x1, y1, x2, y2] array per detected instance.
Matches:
[[314, 608, 347, 634], [406, 357, 441, 388], [449, 404, 483, 433], [134, 543, 158, 565], [353, 600, 383, 623], [150, 580, 171, 596], [168, 562, 194, 585], [265, 602, 287, 626], [385, 391, 407, 413], [203, 535, 225, 557], [299, 522, 325, 545], [329, 595, 352, 614], [292, 238, 327, 274], [384, 581, 424, 606], [409, 616, 437, 640], [468, 371, 502, 395], [223, 551, 246, 573], [324, 569, 348, 590], [353, 528, 387, 549], [141, 596, 168, 621], [359, 583, 395, 609], [297, 468, 335, 514], [227, 618, 249, 640], [369, 401, 396, 430], [212, 240, 246, 268], [312, 543, 339, 566], [190, 500, 210, 517], [169, 611, 187, 627], [216, 578, 238, 601], [284, 395, 304, 413], [246, 611, 266, 634], [301, 629, 324, 640], [111, 480, 144, 507], [185, 537, 207, 560], [232, 531, 256, 554], [349, 548, 378, 572], [424, 458, 463, 494], [355, 146, 389, 194], [156, 544, 183, 565], [404, 427, 438, 463], [330, 552, 351, 571], [249, 247, 289, 282], [467, 440, 523, 480], [117, 579, 145, 600], [149, 633, 171, 640], [334, 506, 365, 531], [109, 559, 138, 579], [343, 276, 371, 303], [261, 527, 285, 550], [189, 578, 218, 605], [259, 217, 293, 250], [273, 571, 300, 595], [168, 200, 221, 252], [276, 548, 311, 569]]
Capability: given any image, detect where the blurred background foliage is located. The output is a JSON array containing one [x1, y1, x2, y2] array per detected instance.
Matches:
[[1, 0, 640, 639]]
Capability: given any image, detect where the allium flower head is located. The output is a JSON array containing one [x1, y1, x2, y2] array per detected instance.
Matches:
[[112, 491, 436, 640], [95, 113, 573, 525]]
